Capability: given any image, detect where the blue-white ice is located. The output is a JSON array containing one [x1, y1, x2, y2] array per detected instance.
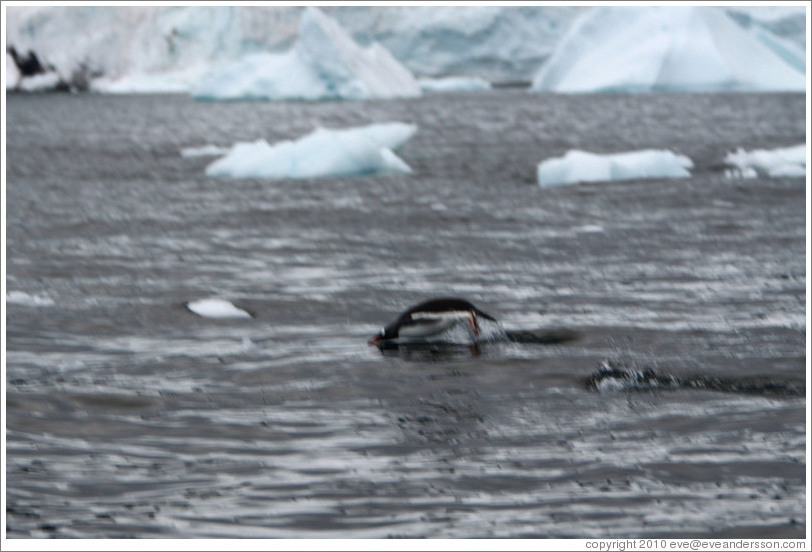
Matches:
[[724, 144, 807, 178], [6, 6, 804, 95], [205, 122, 417, 180], [537, 150, 694, 188], [192, 8, 420, 101], [186, 298, 252, 319], [348, 6, 584, 82], [531, 7, 806, 93]]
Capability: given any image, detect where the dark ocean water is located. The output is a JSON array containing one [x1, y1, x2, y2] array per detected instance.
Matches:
[[4, 91, 807, 538]]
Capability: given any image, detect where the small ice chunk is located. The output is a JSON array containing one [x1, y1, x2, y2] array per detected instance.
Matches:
[[724, 144, 806, 178], [537, 149, 693, 187], [419, 76, 491, 92], [186, 298, 252, 319], [206, 122, 417, 180]]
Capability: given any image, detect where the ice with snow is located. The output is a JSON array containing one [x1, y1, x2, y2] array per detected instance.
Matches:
[[205, 122, 417, 180], [724, 144, 806, 178], [6, 6, 805, 95], [537, 149, 694, 187], [192, 7, 421, 101], [186, 298, 252, 319], [531, 6, 806, 93]]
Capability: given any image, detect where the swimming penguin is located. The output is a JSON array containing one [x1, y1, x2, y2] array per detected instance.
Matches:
[[369, 297, 497, 346]]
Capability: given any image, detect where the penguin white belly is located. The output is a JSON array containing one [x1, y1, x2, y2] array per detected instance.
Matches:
[[398, 312, 471, 339]]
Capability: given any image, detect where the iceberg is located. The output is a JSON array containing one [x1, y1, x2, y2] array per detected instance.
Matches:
[[186, 298, 252, 319], [724, 144, 807, 178], [205, 122, 417, 180], [192, 7, 421, 100], [537, 149, 694, 187], [531, 6, 806, 93]]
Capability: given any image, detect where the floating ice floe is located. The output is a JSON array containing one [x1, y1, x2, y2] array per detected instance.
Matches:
[[192, 7, 421, 101], [531, 6, 806, 93], [206, 122, 417, 180], [418, 76, 491, 92], [537, 149, 694, 187], [186, 298, 253, 319], [724, 144, 807, 178]]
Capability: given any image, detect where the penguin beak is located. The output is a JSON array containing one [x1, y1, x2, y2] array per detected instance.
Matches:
[[369, 335, 382, 346], [469, 311, 479, 335]]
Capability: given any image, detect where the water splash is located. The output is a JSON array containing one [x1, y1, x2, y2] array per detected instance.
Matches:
[[586, 360, 804, 397]]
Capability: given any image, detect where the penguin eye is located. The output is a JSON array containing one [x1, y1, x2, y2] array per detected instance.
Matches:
[[379, 328, 385, 336]]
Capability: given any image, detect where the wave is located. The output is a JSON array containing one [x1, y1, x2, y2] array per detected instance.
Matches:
[[586, 360, 804, 397]]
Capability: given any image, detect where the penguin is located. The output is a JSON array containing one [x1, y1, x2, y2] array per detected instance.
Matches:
[[369, 297, 497, 346]]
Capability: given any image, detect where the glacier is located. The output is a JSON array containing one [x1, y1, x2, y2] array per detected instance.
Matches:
[[537, 150, 694, 188], [333, 6, 584, 83], [192, 7, 420, 101], [205, 122, 417, 180], [531, 6, 806, 93], [4, 5, 806, 94], [724, 144, 807, 178]]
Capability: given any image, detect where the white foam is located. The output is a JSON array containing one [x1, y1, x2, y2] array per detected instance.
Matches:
[[180, 144, 230, 158], [186, 298, 252, 319], [206, 122, 417, 180], [537, 149, 694, 187], [6, 291, 56, 307]]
